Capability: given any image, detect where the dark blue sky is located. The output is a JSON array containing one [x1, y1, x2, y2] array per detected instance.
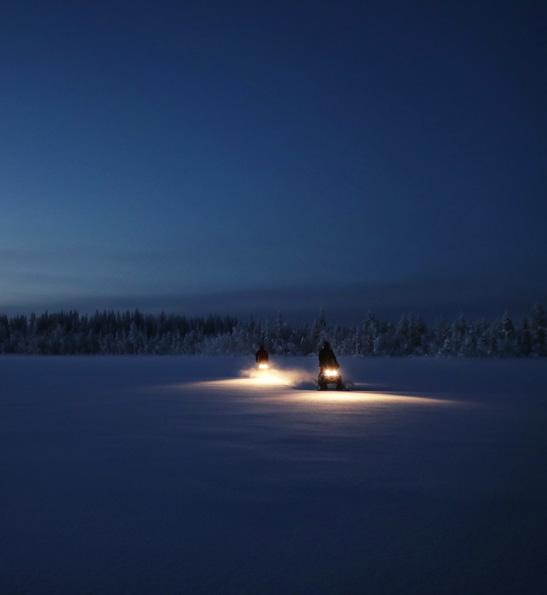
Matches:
[[1, 1, 546, 318]]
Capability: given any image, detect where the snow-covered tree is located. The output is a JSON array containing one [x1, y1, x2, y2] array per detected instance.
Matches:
[[0, 306, 544, 357], [530, 304, 546, 356]]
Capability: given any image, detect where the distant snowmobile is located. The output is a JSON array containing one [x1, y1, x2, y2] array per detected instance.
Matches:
[[318, 341, 345, 390], [255, 344, 270, 370]]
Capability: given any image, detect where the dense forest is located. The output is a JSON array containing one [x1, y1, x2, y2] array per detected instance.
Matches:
[[0, 305, 545, 357]]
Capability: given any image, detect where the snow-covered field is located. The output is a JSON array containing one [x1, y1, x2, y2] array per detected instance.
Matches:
[[1, 356, 546, 594]]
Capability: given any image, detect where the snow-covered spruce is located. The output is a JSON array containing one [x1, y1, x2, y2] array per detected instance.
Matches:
[[0, 305, 545, 356]]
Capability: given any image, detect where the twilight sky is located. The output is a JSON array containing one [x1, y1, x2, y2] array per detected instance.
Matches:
[[1, 1, 546, 319]]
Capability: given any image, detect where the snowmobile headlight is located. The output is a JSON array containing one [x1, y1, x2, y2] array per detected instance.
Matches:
[[258, 362, 269, 370], [324, 368, 339, 378]]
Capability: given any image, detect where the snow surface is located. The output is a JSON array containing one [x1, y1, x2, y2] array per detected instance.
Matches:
[[1, 356, 546, 594]]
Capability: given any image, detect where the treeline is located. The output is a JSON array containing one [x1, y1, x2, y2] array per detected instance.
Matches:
[[0, 305, 545, 357]]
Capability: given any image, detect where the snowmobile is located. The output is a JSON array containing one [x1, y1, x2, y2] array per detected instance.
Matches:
[[318, 365, 345, 391], [255, 345, 270, 370]]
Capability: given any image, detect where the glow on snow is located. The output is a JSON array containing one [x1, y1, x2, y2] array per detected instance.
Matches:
[[182, 367, 458, 408]]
